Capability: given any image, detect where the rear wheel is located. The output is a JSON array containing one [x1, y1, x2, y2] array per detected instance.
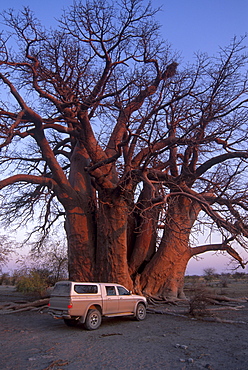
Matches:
[[64, 318, 79, 327], [84, 309, 102, 330], [135, 303, 146, 321]]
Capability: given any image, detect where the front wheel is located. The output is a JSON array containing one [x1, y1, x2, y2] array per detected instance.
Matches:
[[84, 309, 102, 330], [135, 303, 146, 321]]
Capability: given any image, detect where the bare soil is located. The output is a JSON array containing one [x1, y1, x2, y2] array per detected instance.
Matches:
[[1, 285, 248, 370]]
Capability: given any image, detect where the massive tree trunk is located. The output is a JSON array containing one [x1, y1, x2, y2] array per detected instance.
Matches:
[[96, 188, 133, 289], [65, 143, 96, 281], [65, 206, 95, 281], [140, 195, 201, 299]]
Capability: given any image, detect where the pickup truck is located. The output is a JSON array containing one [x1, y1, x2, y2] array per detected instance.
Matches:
[[48, 281, 147, 330]]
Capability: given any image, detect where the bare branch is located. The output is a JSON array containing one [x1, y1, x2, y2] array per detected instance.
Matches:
[[191, 243, 245, 268], [0, 174, 57, 190]]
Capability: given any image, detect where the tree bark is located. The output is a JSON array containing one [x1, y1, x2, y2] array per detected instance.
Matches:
[[128, 183, 160, 276], [65, 206, 96, 281]]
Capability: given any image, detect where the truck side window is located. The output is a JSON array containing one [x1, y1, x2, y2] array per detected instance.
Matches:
[[74, 285, 98, 294], [106, 286, 116, 296], [117, 286, 130, 295]]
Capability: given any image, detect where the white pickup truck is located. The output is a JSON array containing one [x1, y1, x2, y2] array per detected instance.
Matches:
[[48, 281, 147, 330]]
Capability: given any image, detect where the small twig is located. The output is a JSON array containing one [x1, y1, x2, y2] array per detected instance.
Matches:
[[42, 359, 69, 370]]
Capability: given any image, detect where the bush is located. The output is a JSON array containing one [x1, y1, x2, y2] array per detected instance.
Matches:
[[188, 287, 211, 317], [219, 276, 229, 288], [15, 268, 52, 298], [232, 272, 247, 280]]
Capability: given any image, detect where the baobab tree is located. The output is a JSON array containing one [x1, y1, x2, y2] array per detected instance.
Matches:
[[0, 0, 248, 299]]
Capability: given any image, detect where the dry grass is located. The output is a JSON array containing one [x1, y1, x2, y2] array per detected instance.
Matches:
[[184, 275, 248, 299]]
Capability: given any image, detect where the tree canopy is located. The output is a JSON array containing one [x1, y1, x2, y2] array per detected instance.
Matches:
[[0, 0, 248, 298]]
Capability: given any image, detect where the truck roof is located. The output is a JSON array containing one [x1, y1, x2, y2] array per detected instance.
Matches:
[[55, 281, 126, 287]]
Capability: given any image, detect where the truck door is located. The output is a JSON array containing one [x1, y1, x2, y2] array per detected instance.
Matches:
[[117, 285, 135, 313], [104, 286, 119, 314]]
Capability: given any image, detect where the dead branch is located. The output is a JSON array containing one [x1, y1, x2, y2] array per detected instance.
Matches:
[[147, 306, 248, 325], [0, 302, 18, 310], [205, 294, 247, 303], [210, 305, 245, 311], [0, 298, 49, 314]]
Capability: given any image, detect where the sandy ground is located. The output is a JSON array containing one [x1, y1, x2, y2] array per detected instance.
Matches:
[[0, 286, 248, 370]]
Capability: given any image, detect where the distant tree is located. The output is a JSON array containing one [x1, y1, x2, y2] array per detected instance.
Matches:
[[14, 237, 68, 295], [28, 238, 68, 283], [203, 267, 216, 281], [0, 236, 14, 272], [0, 0, 247, 299], [0, 272, 11, 285]]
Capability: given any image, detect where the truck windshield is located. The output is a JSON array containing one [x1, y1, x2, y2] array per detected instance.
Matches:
[[51, 282, 71, 296], [117, 286, 130, 295]]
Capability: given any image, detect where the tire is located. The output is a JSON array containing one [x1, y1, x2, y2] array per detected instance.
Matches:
[[84, 309, 102, 330], [63, 318, 79, 327], [135, 302, 146, 321]]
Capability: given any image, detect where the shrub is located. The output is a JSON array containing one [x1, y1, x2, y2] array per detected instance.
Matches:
[[219, 276, 229, 288], [15, 268, 52, 297], [188, 287, 210, 317], [232, 272, 247, 280]]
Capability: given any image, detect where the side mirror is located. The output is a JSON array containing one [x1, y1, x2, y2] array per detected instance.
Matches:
[[129, 290, 132, 295]]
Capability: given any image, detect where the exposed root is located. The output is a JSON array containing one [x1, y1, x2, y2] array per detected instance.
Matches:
[[147, 306, 188, 319], [147, 296, 188, 306]]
